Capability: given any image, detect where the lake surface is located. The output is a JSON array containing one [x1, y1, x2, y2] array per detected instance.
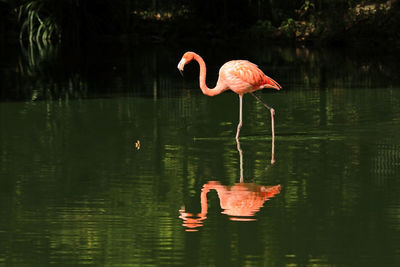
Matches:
[[1, 42, 400, 266]]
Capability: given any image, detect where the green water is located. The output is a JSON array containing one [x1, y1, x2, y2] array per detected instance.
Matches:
[[1, 44, 400, 266]]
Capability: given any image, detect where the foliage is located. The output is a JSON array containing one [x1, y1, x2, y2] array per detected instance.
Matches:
[[279, 18, 297, 39], [249, 20, 276, 40], [0, 0, 399, 46], [3, 0, 126, 43], [17, 0, 61, 43]]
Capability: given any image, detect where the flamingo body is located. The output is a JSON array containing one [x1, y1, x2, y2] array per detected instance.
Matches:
[[218, 60, 281, 95], [178, 51, 281, 140]]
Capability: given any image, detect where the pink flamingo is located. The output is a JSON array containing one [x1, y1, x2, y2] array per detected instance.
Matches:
[[177, 51, 282, 140]]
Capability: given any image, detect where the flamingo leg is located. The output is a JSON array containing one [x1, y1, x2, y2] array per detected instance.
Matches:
[[236, 137, 244, 182], [235, 94, 243, 141], [250, 92, 276, 164], [251, 92, 273, 110], [270, 108, 275, 164], [250, 92, 275, 139]]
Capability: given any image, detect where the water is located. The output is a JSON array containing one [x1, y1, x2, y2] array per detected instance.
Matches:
[[1, 42, 400, 266]]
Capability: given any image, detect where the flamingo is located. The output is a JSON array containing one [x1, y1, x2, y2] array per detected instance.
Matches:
[[177, 51, 282, 141]]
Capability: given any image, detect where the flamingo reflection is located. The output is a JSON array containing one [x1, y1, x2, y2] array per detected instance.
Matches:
[[180, 138, 280, 231]]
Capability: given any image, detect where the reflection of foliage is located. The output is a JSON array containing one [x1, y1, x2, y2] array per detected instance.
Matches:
[[18, 40, 59, 76], [1, 43, 400, 102], [15, 42, 88, 100]]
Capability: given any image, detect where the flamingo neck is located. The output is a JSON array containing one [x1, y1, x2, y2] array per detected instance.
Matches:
[[192, 53, 227, 96]]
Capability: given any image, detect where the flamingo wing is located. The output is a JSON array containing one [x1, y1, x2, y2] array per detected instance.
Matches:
[[220, 60, 280, 94]]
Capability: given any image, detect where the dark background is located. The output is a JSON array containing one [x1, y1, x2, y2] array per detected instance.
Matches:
[[1, 0, 400, 102], [1, 0, 399, 46]]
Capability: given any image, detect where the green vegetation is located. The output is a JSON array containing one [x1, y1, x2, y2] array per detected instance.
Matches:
[[0, 0, 399, 46], [1, 0, 126, 43]]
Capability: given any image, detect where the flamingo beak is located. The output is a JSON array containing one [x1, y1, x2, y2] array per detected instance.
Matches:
[[266, 78, 282, 90], [270, 84, 281, 90], [177, 58, 186, 77]]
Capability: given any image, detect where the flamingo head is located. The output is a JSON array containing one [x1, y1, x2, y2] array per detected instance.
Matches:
[[177, 52, 196, 76]]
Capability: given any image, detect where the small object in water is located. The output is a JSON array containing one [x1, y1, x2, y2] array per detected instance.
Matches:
[[135, 140, 141, 150]]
